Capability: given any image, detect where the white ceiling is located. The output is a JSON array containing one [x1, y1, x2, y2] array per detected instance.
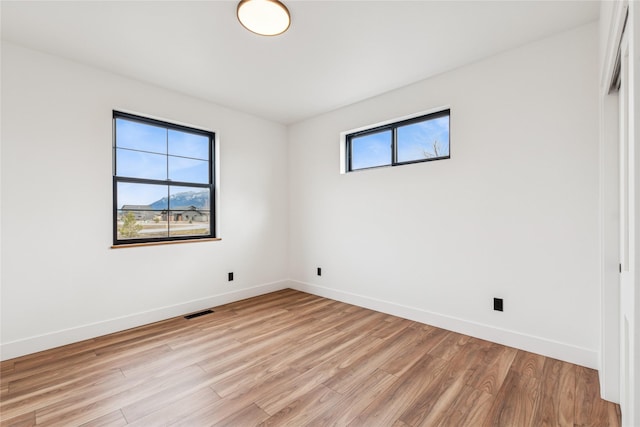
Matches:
[[1, 1, 599, 124]]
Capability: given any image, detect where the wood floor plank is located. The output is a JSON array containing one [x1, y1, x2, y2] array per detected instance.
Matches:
[[170, 386, 271, 426], [349, 354, 448, 426], [530, 358, 575, 426], [86, 319, 192, 357], [307, 368, 397, 426], [198, 330, 308, 382], [208, 332, 377, 402], [215, 309, 291, 339], [236, 310, 338, 348], [510, 349, 547, 379], [322, 323, 426, 395], [324, 306, 379, 332], [34, 364, 206, 426], [90, 318, 190, 355], [428, 330, 471, 361], [217, 289, 293, 310], [435, 385, 494, 427], [5, 344, 171, 398], [481, 370, 540, 427], [8, 340, 97, 373], [0, 360, 15, 374], [209, 356, 295, 399], [405, 367, 473, 426], [400, 339, 496, 426], [287, 331, 368, 373], [0, 410, 35, 427], [0, 289, 620, 427], [119, 335, 241, 379], [334, 310, 389, 334], [120, 365, 212, 422], [398, 340, 481, 426], [258, 384, 342, 426], [217, 367, 306, 403], [7, 350, 98, 383], [1, 368, 125, 422], [253, 348, 356, 415], [78, 409, 127, 427], [575, 366, 621, 426], [307, 300, 346, 321], [378, 324, 449, 376], [466, 345, 518, 395], [126, 387, 220, 426], [370, 317, 415, 340], [212, 403, 270, 427], [316, 334, 383, 383]]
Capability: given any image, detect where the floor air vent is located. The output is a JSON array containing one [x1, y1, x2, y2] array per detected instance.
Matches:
[[184, 309, 214, 319]]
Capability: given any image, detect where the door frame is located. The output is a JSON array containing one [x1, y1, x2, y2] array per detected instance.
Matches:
[[599, 0, 626, 405], [600, 1, 640, 424]]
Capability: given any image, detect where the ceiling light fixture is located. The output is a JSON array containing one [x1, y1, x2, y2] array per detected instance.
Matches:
[[237, 0, 291, 36]]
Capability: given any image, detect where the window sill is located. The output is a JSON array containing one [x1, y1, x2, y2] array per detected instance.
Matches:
[[111, 238, 221, 249]]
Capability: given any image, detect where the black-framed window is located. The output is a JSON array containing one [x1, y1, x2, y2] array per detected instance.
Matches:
[[346, 109, 450, 172], [113, 111, 215, 245]]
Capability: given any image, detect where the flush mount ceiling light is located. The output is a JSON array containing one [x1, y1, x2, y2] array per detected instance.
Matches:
[[237, 0, 291, 36]]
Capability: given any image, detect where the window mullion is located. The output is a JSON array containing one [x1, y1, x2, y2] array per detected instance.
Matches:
[[391, 127, 397, 166], [166, 185, 171, 238], [165, 128, 170, 239]]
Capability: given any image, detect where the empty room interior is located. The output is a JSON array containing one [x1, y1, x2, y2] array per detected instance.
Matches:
[[1, 0, 639, 426]]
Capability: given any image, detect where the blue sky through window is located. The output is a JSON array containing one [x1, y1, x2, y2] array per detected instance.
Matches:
[[351, 130, 392, 170], [168, 130, 209, 160], [115, 118, 167, 154], [115, 117, 212, 209], [168, 157, 208, 183], [397, 116, 449, 163], [116, 149, 167, 180]]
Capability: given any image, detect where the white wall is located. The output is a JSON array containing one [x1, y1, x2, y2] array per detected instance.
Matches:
[[0, 42, 289, 359], [288, 23, 600, 367], [1, 23, 602, 369]]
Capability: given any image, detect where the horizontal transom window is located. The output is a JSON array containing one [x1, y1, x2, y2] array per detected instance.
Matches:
[[346, 109, 450, 172]]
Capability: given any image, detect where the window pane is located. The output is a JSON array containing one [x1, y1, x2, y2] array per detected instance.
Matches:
[[168, 156, 209, 183], [167, 211, 210, 237], [115, 118, 167, 154], [116, 182, 169, 240], [168, 130, 209, 160], [117, 210, 168, 240], [397, 116, 450, 163], [116, 148, 167, 180], [168, 186, 210, 210], [168, 186, 211, 237], [350, 130, 392, 170], [117, 182, 168, 209]]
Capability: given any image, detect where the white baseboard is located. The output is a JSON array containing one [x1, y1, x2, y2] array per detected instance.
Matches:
[[0, 280, 289, 361], [289, 280, 599, 369], [2, 280, 598, 369]]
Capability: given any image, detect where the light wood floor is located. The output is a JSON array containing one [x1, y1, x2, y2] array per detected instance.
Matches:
[[1, 289, 621, 426]]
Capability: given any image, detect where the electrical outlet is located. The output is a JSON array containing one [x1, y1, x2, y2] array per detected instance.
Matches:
[[493, 298, 503, 312], [228, 272, 234, 281], [317, 267, 322, 276]]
